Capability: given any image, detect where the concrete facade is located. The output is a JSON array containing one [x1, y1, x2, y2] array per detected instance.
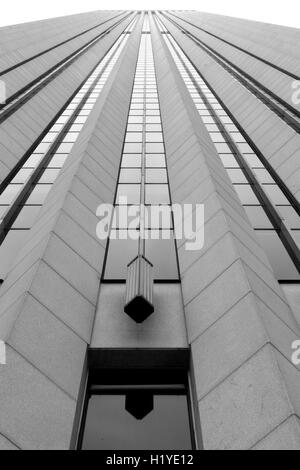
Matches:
[[0, 10, 299, 450]]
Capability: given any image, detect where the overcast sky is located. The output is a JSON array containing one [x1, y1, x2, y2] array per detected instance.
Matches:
[[0, 0, 299, 28]]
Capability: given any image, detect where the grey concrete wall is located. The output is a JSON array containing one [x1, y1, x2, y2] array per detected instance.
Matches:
[[150, 13, 300, 450], [0, 17, 143, 449], [0, 12, 133, 185], [161, 16, 300, 203]]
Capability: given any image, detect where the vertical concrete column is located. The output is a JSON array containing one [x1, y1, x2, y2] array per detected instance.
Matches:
[[150, 15, 300, 450]]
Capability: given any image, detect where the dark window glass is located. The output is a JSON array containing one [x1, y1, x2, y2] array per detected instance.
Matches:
[[255, 230, 299, 280], [81, 393, 192, 450]]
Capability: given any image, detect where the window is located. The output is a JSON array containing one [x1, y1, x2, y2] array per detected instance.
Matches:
[[79, 365, 193, 451]]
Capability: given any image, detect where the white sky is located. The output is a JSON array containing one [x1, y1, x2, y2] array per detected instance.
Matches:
[[0, 0, 299, 28]]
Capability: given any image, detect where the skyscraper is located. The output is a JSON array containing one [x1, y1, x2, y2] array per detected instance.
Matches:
[[0, 9, 299, 450]]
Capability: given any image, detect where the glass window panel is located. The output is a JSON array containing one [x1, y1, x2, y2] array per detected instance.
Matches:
[[121, 155, 141, 168], [277, 207, 300, 229], [146, 143, 164, 153], [38, 169, 61, 184], [82, 393, 191, 450], [146, 124, 162, 132], [281, 283, 300, 320], [104, 238, 139, 279], [119, 169, 141, 184], [226, 169, 248, 184], [237, 143, 253, 154], [234, 185, 260, 205], [291, 230, 300, 249], [23, 154, 44, 168], [145, 233, 178, 280], [252, 169, 275, 184], [47, 155, 69, 168], [11, 169, 34, 184], [12, 206, 41, 229], [244, 206, 273, 229], [117, 185, 141, 205], [112, 207, 140, 229], [34, 142, 51, 154], [124, 143, 143, 154], [26, 184, 52, 205], [255, 230, 299, 280], [243, 155, 264, 168], [62, 133, 79, 143], [50, 124, 64, 133], [0, 185, 23, 205], [146, 134, 163, 143], [219, 154, 239, 168], [210, 133, 226, 143], [214, 143, 232, 154], [69, 124, 83, 133], [128, 116, 143, 124], [125, 133, 143, 143], [127, 124, 143, 132], [146, 154, 166, 168], [201, 117, 215, 124], [146, 116, 161, 124], [146, 169, 168, 183], [205, 124, 219, 132], [0, 230, 29, 280], [230, 133, 246, 143], [43, 133, 58, 143], [145, 185, 170, 205], [74, 116, 88, 124], [0, 206, 8, 220]]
